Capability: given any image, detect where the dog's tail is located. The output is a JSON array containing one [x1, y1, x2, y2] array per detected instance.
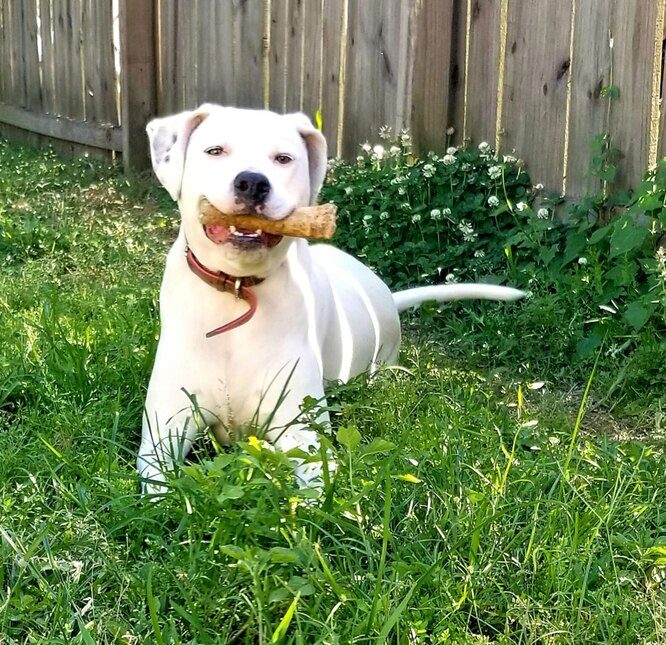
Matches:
[[392, 284, 525, 313]]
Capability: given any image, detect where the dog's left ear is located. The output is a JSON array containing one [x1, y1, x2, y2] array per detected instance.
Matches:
[[146, 105, 211, 201], [290, 113, 327, 205]]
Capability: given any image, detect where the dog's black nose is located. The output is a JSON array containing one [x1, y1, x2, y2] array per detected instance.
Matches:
[[233, 171, 271, 205]]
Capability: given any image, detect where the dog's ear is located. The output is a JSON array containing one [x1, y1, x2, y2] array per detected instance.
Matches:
[[146, 106, 210, 201], [290, 113, 327, 204]]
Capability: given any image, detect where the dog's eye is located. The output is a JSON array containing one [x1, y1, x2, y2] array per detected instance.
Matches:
[[205, 146, 225, 157], [275, 154, 293, 165]]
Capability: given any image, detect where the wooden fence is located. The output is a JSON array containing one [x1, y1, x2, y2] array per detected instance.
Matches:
[[1, 0, 666, 197]]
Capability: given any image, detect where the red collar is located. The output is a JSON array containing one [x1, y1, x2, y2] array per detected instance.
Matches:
[[186, 248, 263, 338]]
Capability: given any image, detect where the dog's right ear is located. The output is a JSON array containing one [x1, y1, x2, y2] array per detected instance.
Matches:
[[146, 107, 210, 201]]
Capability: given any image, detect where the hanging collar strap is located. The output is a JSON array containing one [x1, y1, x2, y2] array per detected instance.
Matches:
[[186, 248, 262, 338]]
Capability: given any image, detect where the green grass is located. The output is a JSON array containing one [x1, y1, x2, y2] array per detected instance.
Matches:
[[0, 140, 664, 643]]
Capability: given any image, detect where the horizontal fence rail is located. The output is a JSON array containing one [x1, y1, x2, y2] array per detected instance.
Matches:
[[1, 0, 666, 197], [0, 0, 121, 155]]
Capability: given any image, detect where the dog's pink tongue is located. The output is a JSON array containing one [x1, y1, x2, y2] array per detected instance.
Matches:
[[205, 224, 231, 244]]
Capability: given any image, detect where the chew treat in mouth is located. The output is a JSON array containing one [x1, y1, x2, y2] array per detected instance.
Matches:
[[199, 198, 337, 240]]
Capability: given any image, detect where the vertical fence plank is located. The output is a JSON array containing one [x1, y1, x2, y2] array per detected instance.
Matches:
[[71, 0, 85, 120], [211, 0, 237, 107], [53, 0, 71, 117], [197, 0, 211, 105], [343, 0, 406, 156], [447, 0, 467, 144], [566, 0, 612, 197], [269, 0, 288, 112], [233, 0, 264, 108], [410, 0, 455, 154], [22, 0, 42, 111], [39, 0, 57, 114], [658, 11, 666, 160], [461, 0, 501, 146], [609, 2, 659, 189], [120, 0, 157, 171], [301, 0, 324, 121], [157, 0, 176, 115], [500, 0, 573, 190], [286, 0, 304, 112], [10, 0, 27, 107], [320, 0, 344, 153], [82, 0, 116, 124]]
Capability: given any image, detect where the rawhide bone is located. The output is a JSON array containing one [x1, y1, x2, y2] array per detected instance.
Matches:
[[199, 198, 337, 240]]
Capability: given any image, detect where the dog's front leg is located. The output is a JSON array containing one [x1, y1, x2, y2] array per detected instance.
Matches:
[[138, 391, 209, 496]]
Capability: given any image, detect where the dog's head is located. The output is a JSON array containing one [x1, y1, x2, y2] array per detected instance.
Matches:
[[146, 105, 327, 277]]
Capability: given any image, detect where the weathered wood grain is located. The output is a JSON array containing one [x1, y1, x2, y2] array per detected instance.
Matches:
[[609, 1, 659, 189], [566, 0, 612, 196], [500, 0, 573, 190], [232, 0, 264, 108], [301, 0, 324, 121], [269, 0, 289, 112], [38, 0, 57, 114], [286, 0, 305, 112], [320, 0, 344, 153], [120, 0, 157, 170], [410, 0, 455, 154], [462, 0, 501, 146], [22, 0, 42, 112], [0, 102, 122, 149], [342, 0, 405, 156]]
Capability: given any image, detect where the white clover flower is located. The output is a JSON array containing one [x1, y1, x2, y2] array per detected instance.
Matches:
[[372, 145, 385, 159], [422, 163, 436, 178], [488, 165, 502, 180], [398, 186, 406, 195], [401, 202, 411, 211], [474, 249, 486, 258], [445, 273, 459, 284], [361, 142, 371, 153], [446, 126, 455, 136], [446, 146, 457, 155], [478, 141, 491, 153], [443, 154, 456, 166], [461, 163, 471, 172], [578, 257, 588, 265], [430, 208, 442, 220], [356, 155, 364, 162], [488, 195, 500, 208], [379, 125, 392, 140], [503, 154, 517, 164], [345, 186, 353, 195], [516, 201, 528, 212], [400, 129, 411, 144], [534, 183, 544, 191], [457, 221, 475, 242], [389, 145, 401, 156], [442, 207, 452, 216], [379, 211, 389, 220], [537, 207, 550, 219], [411, 213, 422, 223], [656, 247, 666, 279]]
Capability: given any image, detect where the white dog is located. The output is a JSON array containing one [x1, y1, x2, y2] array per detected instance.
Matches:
[[138, 104, 523, 493]]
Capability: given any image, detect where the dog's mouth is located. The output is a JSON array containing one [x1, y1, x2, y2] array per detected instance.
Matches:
[[204, 224, 283, 249]]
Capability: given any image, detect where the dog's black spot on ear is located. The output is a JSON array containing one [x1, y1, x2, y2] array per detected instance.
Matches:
[[164, 154, 170, 162]]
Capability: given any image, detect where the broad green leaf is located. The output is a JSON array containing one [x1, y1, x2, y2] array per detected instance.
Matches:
[[624, 301, 651, 331], [609, 219, 648, 257], [588, 224, 611, 245], [216, 484, 245, 503], [362, 438, 397, 456], [337, 425, 361, 451]]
